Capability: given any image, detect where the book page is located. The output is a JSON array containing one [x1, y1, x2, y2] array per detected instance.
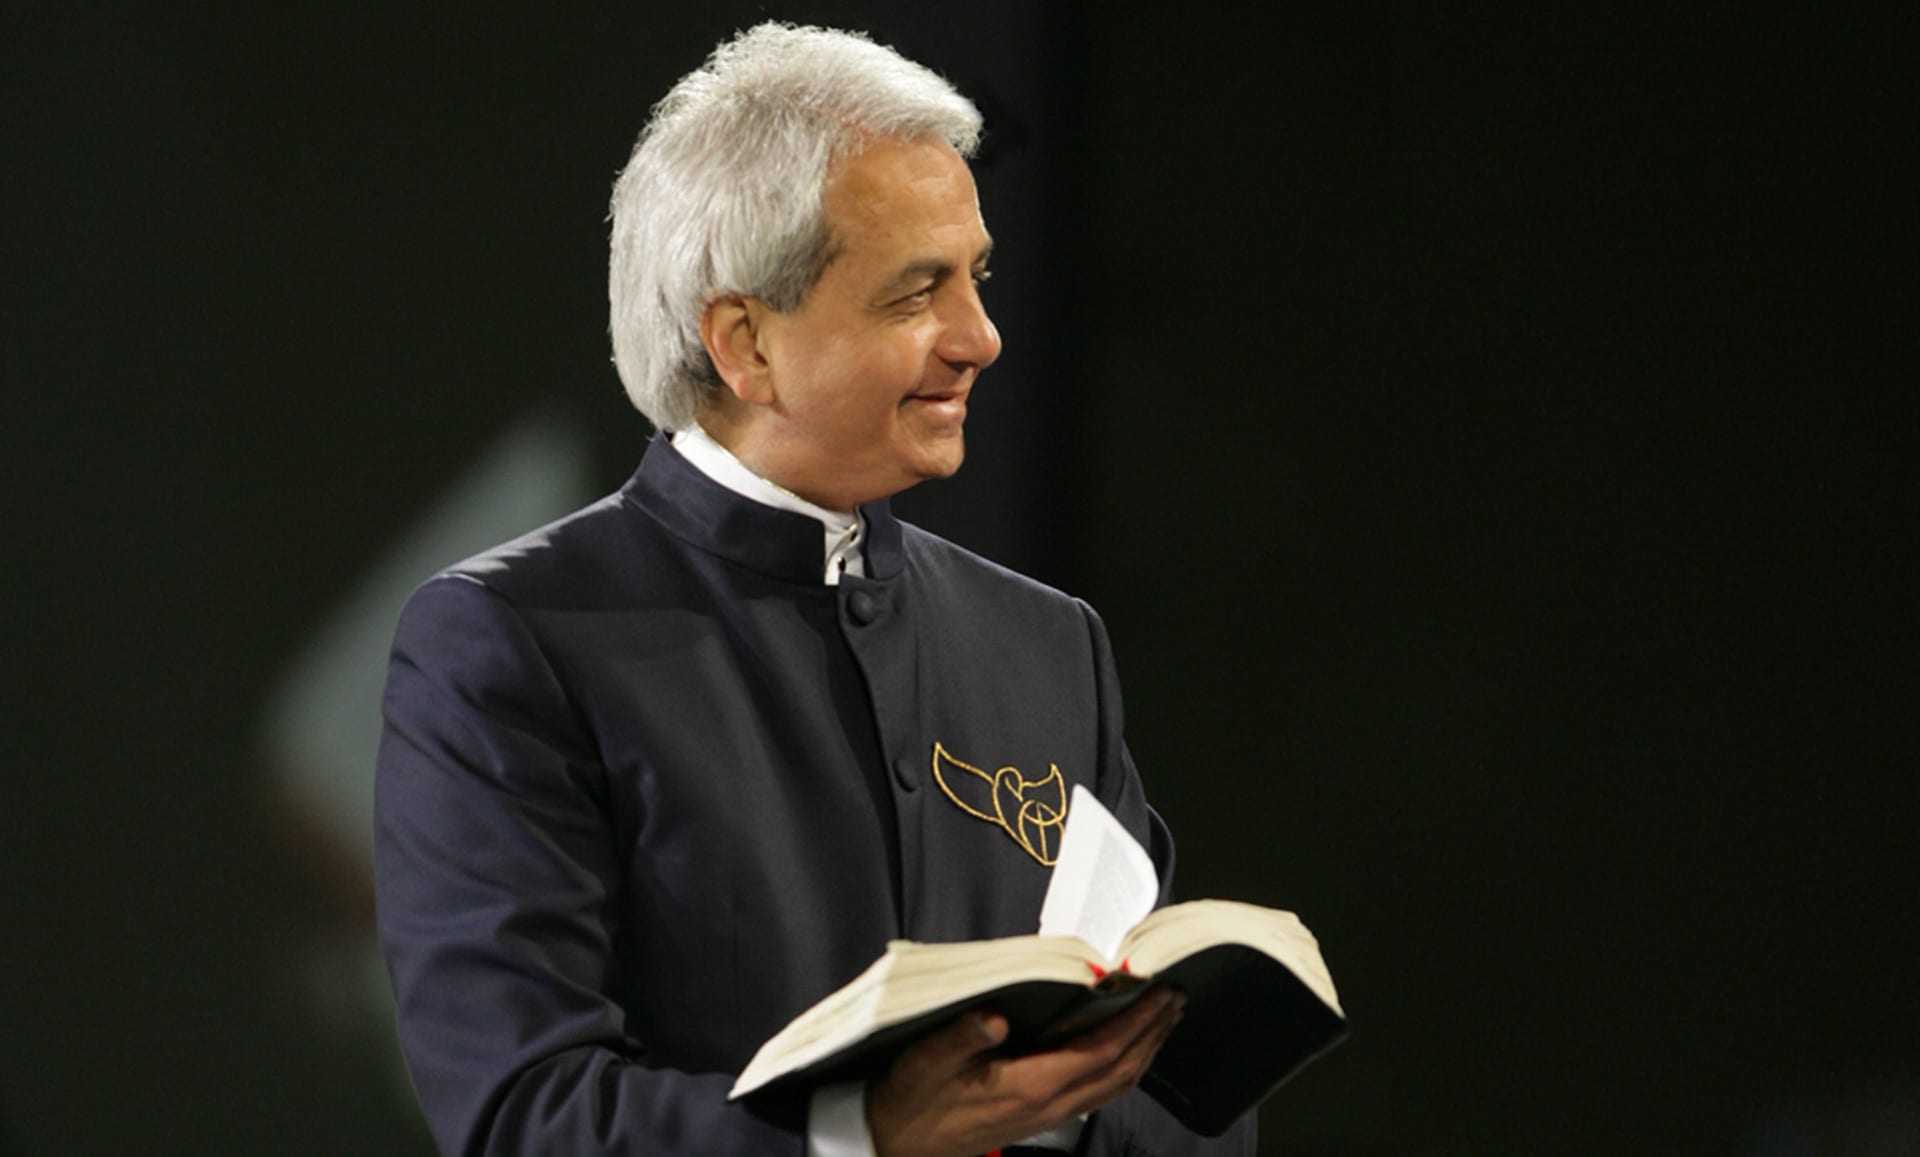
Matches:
[[1037, 785, 1159, 962]]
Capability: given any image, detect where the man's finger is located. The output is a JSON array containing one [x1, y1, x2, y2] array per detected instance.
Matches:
[[893, 1009, 1011, 1084], [989, 987, 1178, 1094], [1057, 993, 1185, 1117], [1111, 993, 1185, 1086], [1059, 986, 1180, 1058]]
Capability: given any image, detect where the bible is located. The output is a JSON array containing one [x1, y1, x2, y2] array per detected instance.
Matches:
[[729, 787, 1347, 1136]]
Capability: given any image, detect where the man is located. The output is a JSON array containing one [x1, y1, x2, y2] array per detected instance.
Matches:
[[376, 23, 1255, 1156]]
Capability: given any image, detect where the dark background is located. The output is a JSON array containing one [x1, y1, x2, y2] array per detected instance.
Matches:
[[5, 5, 1914, 1154]]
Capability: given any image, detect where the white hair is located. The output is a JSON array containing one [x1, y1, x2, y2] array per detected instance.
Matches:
[[608, 23, 984, 431]]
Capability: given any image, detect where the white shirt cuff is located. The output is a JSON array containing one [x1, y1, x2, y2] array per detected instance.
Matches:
[[807, 1081, 875, 1157], [805, 1080, 1086, 1155]]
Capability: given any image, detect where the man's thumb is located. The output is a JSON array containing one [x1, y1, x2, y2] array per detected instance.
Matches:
[[915, 1009, 1009, 1077]]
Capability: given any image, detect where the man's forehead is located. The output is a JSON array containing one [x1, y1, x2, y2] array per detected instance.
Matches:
[[823, 136, 985, 230]]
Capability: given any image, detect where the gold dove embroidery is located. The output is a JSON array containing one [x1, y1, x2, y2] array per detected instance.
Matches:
[[931, 740, 1069, 866]]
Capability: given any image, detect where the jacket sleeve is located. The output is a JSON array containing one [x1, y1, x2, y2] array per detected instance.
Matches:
[[1077, 600, 1261, 1157], [374, 574, 806, 1157]]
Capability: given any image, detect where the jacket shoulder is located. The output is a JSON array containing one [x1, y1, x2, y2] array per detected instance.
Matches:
[[897, 522, 1093, 622], [422, 491, 648, 608]]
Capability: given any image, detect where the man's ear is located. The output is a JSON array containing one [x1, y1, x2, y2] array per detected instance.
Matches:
[[700, 294, 777, 407]]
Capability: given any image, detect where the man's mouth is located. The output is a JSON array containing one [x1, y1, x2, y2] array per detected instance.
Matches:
[[904, 389, 969, 425], [905, 382, 967, 405]]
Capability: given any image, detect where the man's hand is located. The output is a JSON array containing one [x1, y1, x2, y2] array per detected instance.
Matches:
[[865, 986, 1185, 1157]]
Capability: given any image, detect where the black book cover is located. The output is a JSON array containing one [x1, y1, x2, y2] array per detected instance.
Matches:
[[743, 943, 1348, 1136]]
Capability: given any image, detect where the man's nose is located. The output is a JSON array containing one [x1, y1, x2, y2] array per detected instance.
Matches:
[[940, 285, 1002, 371]]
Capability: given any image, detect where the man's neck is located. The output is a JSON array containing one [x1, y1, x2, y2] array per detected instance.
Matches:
[[672, 425, 855, 526], [694, 406, 866, 515]]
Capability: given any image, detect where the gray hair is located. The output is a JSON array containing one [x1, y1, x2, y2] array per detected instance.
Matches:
[[608, 23, 984, 431]]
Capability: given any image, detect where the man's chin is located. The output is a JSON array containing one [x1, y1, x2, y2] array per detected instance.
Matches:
[[919, 437, 966, 482]]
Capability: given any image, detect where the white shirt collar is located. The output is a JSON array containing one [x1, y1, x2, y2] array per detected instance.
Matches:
[[671, 425, 865, 586]]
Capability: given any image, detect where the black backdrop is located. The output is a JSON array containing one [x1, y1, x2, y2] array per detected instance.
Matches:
[[6, 5, 1914, 1154]]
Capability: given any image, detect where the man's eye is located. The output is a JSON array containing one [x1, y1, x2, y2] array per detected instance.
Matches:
[[971, 269, 993, 286]]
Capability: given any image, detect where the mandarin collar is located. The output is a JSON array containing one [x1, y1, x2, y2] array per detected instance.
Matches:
[[620, 435, 903, 584]]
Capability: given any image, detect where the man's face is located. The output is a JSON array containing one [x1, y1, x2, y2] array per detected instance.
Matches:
[[752, 135, 1000, 510]]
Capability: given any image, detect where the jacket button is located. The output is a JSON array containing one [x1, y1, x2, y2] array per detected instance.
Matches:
[[846, 590, 878, 625], [891, 757, 919, 792]]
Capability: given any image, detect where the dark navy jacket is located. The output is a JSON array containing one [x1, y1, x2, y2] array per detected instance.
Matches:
[[375, 438, 1255, 1155]]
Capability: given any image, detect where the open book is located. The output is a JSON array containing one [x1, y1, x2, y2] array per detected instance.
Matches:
[[730, 787, 1347, 1137]]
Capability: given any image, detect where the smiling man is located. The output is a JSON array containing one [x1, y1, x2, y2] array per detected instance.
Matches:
[[698, 132, 998, 511], [375, 24, 1255, 1157]]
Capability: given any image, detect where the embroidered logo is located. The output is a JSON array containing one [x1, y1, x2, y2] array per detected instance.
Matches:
[[931, 741, 1069, 866]]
